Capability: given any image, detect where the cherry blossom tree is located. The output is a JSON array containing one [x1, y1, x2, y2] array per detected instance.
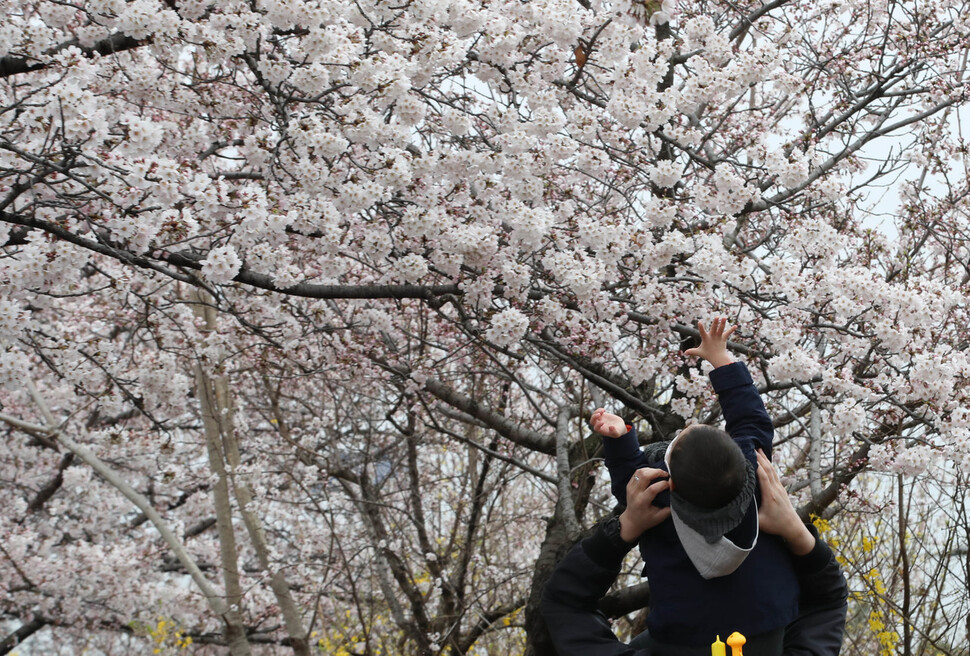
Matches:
[[3, 0, 970, 653]]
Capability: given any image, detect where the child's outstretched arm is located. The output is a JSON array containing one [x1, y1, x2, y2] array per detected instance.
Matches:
[[687, 317, 774, 456], [684, 317, 736, 369]]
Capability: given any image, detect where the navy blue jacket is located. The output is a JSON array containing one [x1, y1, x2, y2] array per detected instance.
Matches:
[[601, 362, 799, 646]]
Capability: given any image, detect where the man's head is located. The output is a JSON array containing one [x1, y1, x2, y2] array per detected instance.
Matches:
[[666, 424, 747, 509]]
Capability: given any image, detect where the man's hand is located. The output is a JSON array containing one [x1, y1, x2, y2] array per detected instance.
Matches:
[[619, 468, 672, 542], [590, 408, 627, 438], [756, 449, 815, 556], [684, 317, 737, 369]]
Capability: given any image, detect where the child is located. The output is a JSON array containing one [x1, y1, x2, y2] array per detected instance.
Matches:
[[590, 318, 800, 653]]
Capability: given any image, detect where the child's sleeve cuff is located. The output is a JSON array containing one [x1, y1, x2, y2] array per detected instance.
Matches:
[[708, 361, 752, 392], [600, 425, 642, 462]]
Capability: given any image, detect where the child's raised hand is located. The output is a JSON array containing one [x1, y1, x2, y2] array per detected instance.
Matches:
[[684, 317, 736, 369], [590, 408, 627, 438]]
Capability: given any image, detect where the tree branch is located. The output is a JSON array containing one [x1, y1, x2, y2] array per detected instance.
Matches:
[[420, 377, 555, 455], [2, 211, 461, 300], [26, 452, 74, 513], [598, 581, 652, 620], [0, 33, 147, 79], [0, 616, 48, 655]]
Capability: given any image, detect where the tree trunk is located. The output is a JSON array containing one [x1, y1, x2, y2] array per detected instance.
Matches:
[[524, 515, 577, 656], [191, 292, 252, 656], [192, 290, 310, 654], [194, 362, 253, 656], [524, 429, 603, 656]]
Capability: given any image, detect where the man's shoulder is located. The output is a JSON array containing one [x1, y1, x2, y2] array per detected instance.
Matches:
[[642, 440, 670, 463]]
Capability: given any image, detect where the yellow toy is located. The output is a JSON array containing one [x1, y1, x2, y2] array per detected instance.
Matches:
[[711, 632, 746, 656], [710, 635, 726, 656]]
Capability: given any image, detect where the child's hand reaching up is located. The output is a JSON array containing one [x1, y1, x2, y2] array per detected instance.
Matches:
[[684, 317, 737, 369], [590, 408, 627, 438]]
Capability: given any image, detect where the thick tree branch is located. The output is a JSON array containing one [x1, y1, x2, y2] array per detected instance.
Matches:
[[1, 411, 231, 617], [0, 616, 48, 655], [599, 581, 652, 620], [420, 376, 555, 455], [0, 33, 147, 79], [554, 407, 583, 541], [1, 211, 461, 300], [26, 452, 74, 513]]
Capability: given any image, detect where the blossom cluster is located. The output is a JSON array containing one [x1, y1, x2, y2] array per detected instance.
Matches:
[[201, 245, 243, 285]]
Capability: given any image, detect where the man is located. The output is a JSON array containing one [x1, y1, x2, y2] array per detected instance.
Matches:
[[541, 451, 847, 655]]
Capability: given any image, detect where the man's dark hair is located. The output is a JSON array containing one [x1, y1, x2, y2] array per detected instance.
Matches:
[[669, 426, 746, 509]]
